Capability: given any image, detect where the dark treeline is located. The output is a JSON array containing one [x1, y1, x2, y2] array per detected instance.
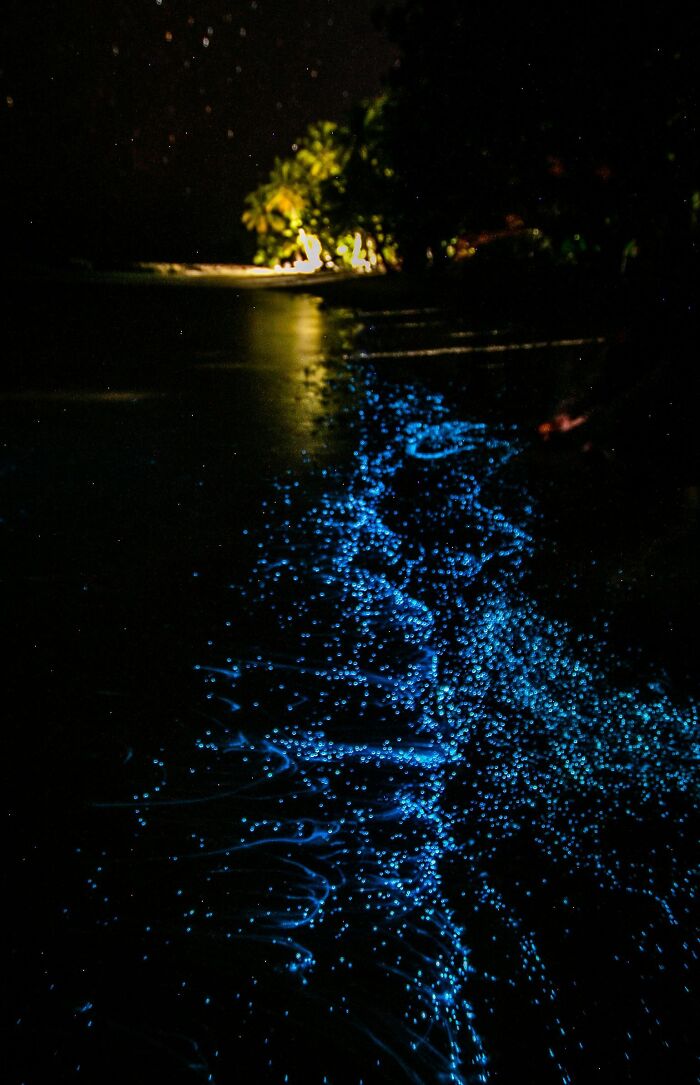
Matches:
[[373, 4, 699, 273], [242, 4, 699, 288]]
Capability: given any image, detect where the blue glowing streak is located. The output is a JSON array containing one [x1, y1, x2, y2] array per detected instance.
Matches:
[[90, 316, 697, 1084]]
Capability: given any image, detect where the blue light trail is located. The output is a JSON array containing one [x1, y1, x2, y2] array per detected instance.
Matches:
[[84, 312, 697, 1083]]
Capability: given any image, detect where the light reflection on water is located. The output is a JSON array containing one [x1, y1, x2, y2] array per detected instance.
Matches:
[[85, 307, 695, 1083], [191, 293, 346, 464]]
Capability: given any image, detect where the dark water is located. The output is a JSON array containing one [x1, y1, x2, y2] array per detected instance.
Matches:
[[4, 284, 697, 1083]]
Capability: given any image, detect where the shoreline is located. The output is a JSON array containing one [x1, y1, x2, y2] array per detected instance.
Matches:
[[9, 260, 642, 333], [10, 261, 352, 290]]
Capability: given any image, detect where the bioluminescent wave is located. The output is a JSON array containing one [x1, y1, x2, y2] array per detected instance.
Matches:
[[88, 317, 696, 1084]]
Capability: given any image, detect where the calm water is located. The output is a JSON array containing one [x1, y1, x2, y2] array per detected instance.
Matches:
[[5, 283, 697, 1083]]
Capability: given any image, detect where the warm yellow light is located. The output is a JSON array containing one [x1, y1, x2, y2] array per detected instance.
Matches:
[[350, 232, 371, 272], [293, 228, 323, 272]]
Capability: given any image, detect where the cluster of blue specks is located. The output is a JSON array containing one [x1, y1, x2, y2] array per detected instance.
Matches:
[[92, 311, 697, 1083]]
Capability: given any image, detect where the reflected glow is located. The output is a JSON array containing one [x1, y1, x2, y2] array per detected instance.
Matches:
[[243, 294, 332, 457], [137, 260, 325, 278], [356, 337, 606, 360], [81, 307, 696, 1083]]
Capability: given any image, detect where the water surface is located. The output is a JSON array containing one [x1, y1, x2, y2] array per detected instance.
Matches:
[[5, 283, 697, 1083]]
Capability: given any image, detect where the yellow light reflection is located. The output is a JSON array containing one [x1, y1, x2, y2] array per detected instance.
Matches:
[[240, 294, 331, 459]]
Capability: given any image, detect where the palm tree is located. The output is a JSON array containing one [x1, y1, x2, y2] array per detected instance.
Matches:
[[297, 121, 349, 182], [264, 158, 308, 222], [241, 185, 276, 234]]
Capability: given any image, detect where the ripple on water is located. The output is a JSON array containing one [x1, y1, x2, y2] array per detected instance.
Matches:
[[83, 340, 697, 1084]]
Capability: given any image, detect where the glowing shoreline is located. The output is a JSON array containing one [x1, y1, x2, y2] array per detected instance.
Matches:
[[72, 303, 696, 1083], [136, 261, 359, 281]]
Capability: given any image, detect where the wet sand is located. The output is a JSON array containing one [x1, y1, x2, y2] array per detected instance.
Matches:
[[5, 280, 697, 1083]]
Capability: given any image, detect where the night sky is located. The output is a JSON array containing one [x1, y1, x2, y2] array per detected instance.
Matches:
[[1, 1, 396, 260]]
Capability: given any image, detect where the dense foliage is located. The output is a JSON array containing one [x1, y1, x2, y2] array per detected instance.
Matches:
[[241, 107, 400, 271], [243, 5, 699, 275]]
